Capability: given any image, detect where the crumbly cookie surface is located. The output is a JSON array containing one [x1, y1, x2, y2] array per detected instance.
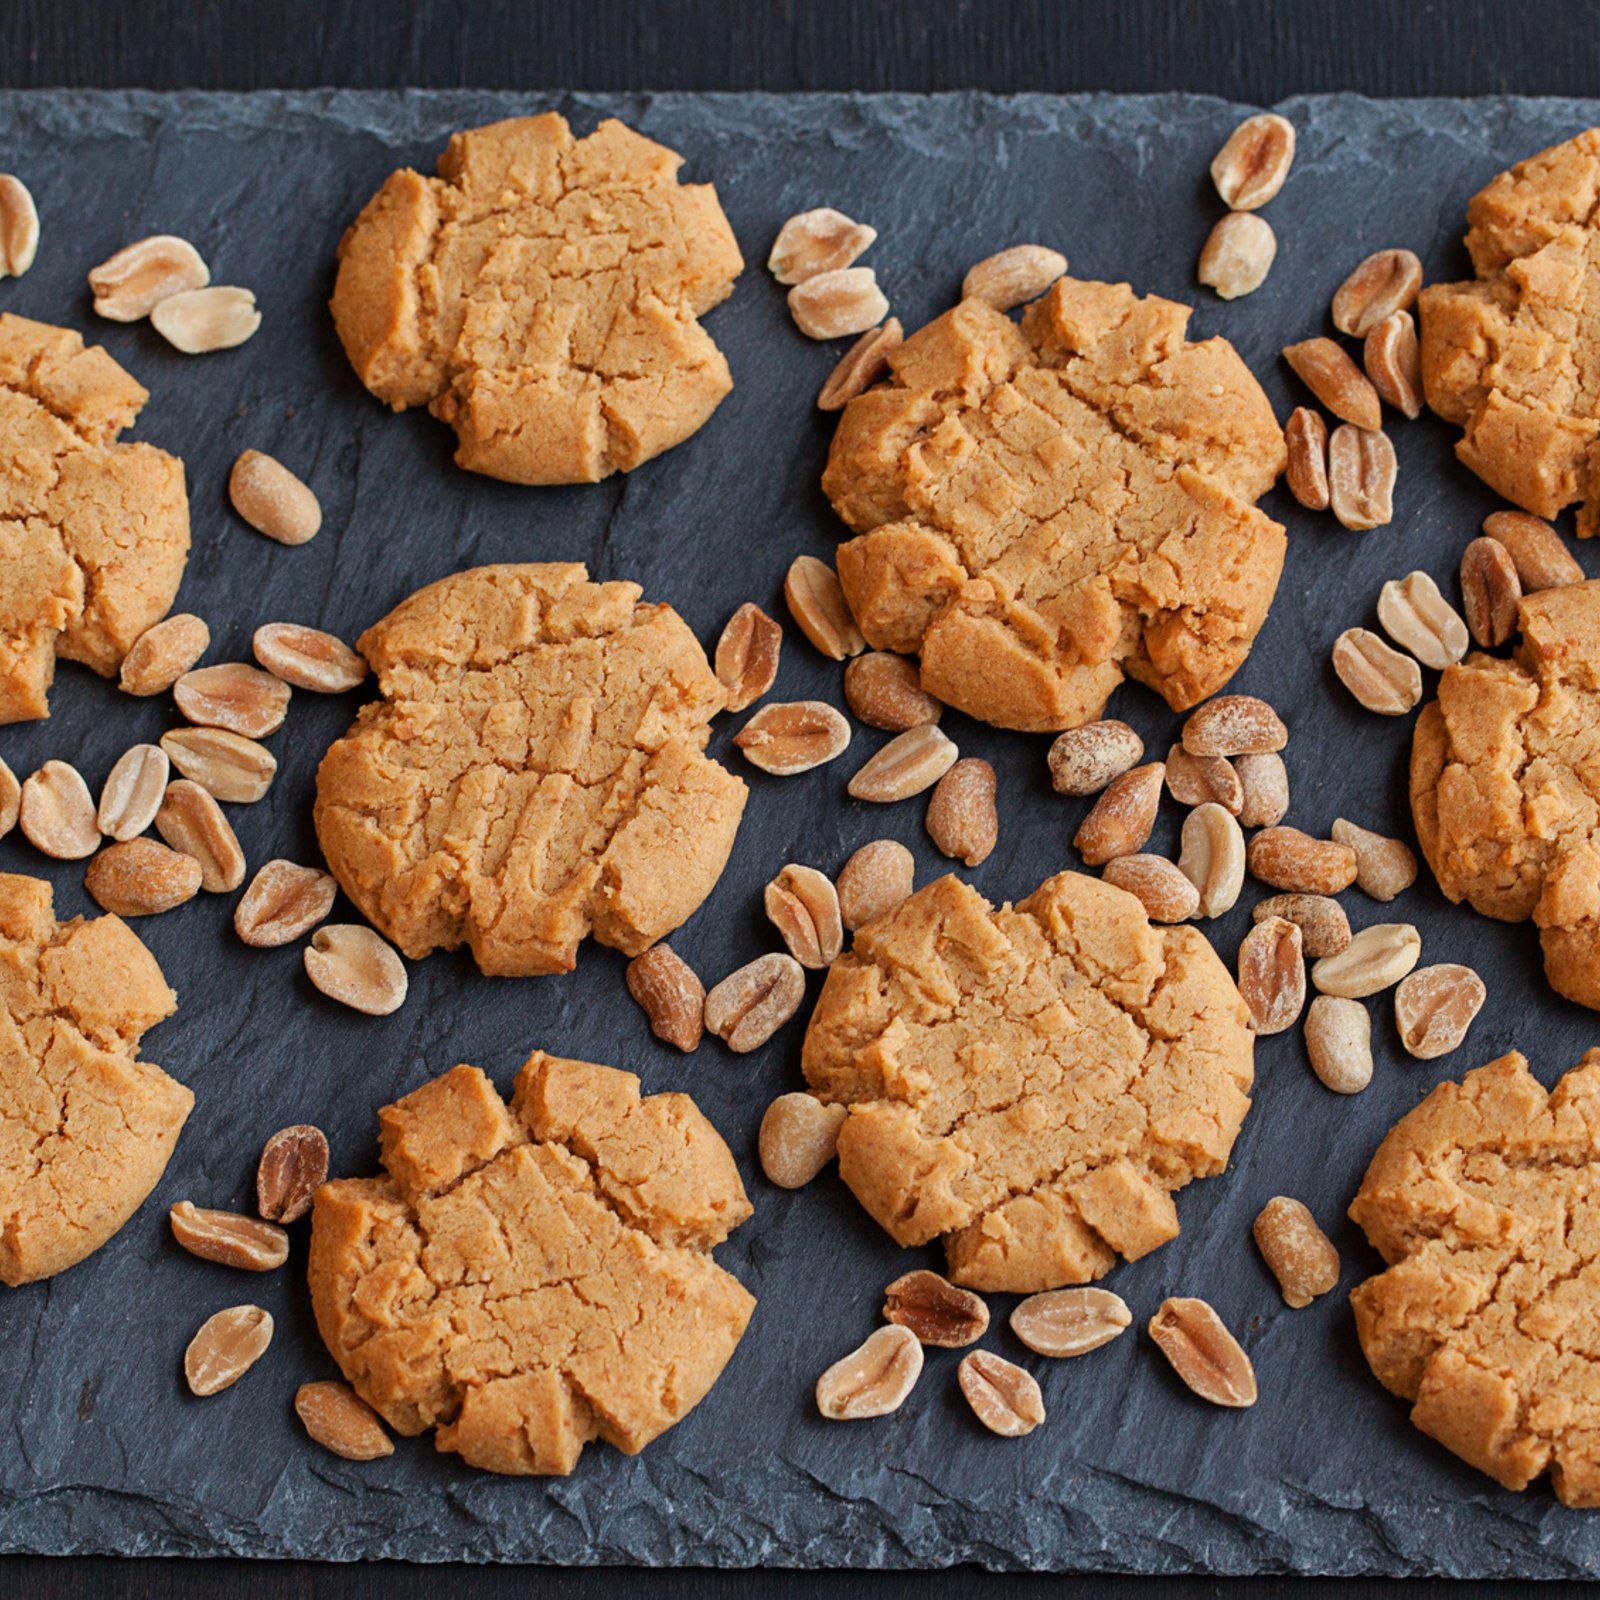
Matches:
[[314, 563, 746, 977], [799, 871, 1254, 1293], [1412, 581, 1600, 1011], [0, 872, 189, 1287], [1350, 1050, 1600, 1505], [821, 279, 1287, 732], [308, 1051, 755, 1475], [330, 113, 743, 485], [1419, 128, 1600, 536], [0, 314, 190, 723]]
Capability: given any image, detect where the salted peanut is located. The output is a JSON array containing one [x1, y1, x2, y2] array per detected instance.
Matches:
[[768, 207, 877, 285], [120, 612, 210, 695], [714, 603, 782, 713], [844, 651, 941, 731], [837, 839, 915, 930], [1196, 212, 1276, 300], [161, 727, 277, 805], [1376, 571, 1468, 671], [765, 864, 844, 969], [234, 859, 337, 948], [1363, 309, 1422, 419], [926, 758, 997, 866], [1253, 893, 1351, 958], [174, 663, 291, 738], [1237, 916, 1306, 1035], [1178, 803, 1247, 917], [1182, 695, 1286, 758], [97, 743, 170, 840], [257, 1124, 330, 1224], [155, 780, 245, 891], [963, 244, 1067, 310], [185, 1305, 273, 1397], [1331, 246, 1422, 337], [1328, 424, 1397, 530], [1394, 963, 1486, 1060], [734, 700, 852, 775], [1253, 1197, 1340, 1308], [169, 1201, 289, 1272], [624, 944, 705, 1052], [785, 554, 865, 660], [1165, 743, 1242, 814], [229, 451, 322, 546], [1331, 627, 1422, 715], [1235, 751, 1290, 829], [1074, 762, 1164, 866], [883, 1270, 989, 1347], [788, 266, 889, 340], [304, 925, 408, 1016], [0, 757, 19, 838], [89, 234, 209, 319], [1460, 535, 1523, 648], [1283, 407, 1330, 511], [1311, 922, 1421, 998], [704, 953, 806, 1052], [1304, 994, 1374, 1093], [1048, 720, 1144, 796], [1283, 339, 1382, 431], [1102, 854, 1199, 923], [295, 1381, 394, 1462], [1011, 1287, 1132, 1357], [253, 623, 368, 693], [85, 838, 202, 917], [848, 725, 959, 802], [815, 1324, 924, 1420], [959, 1350, 1045, 1438], [19, 761, 99, 860], [818, 318, 903, 411], [1330, 818, 1417, 902], [758, 1093, 848, 1189], [151, 284, 260, 353], [0, 175, 39, 277], [1483, 509, 1583, 592], [1247, 826, 1357, 894], [1148, 1297, 1256, 1407], [1210, 112, 1296, 210]]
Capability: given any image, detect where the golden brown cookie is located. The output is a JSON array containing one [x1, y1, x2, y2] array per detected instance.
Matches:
[[314, 563, 746, 977], [821, 278, 1287, 732], [0, 314, 190, 723], [308, 1050, 755, 1475], [331, 113, 743, 484], [1412, 580, 1600, 1010], [0, 872, 189, 1286], [1419, 128, 1600, 536], [799, 871, 1254, 1292], [1350, 1050, 1600, 1505]]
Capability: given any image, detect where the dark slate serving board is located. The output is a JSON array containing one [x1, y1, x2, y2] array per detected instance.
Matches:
[[2, 87, 1600, 1577]]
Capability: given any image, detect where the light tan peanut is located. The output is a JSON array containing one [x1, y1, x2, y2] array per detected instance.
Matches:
[[1376, 571, 1468, 671], [1328, 423, 1397, 529], [0, 757, 19, 839], [1394, 963, 1485, 1060], [818, 318, 902, 411], [735, 701, 851, 775], [185, 1305, 273, 1396], [1311, 923, 1421, 998], [1461, 535, 1523, 647], [1332, 627, 1422, 715], [883, 1270, 989, 1348], [1483, 509, 1584, 592], [119, 612, 210, 695], [0, 174, 39, 277], [1165, 743, 1242, 814], [152, 285, 260, 353], [1235, 751, 1290, 829], [1048, 720, 1144, 796], [963, 244, 1067, 310], [768, 207, 877, 284], [625, 944, 705, 1052], [815, 1325, 924, 1420], [1196, 212, 1276, 299], [1182, 695, 1286, 758], [959, 1350, 1045, 1438], [765, 864, 844, 969], [1148, 1297, 1256, 1407], [229, 450, 321, 545], [155, 780, 245, 891], [926, 758, 997, 866], [170, 1201, 289, 1271], [1283, 407, 1330, 510], [837, 839, 915, 930], [843, 651, 941, 731], [1179, 803, 1246, 917], [1329, 818, 1417, 902], [1283, 339, 1382, 431], [1010, 1287, 1132, 1357], [1210, 113, 1296, 210], [704, 953, 805, 1052], [174, 662, 291, 738], [1253, 894, 1351, 958], [234, 860, 336, 948], [257, 1124, 330, 1224], [1304, 994, 1374, 1093], [1363, 309, 1422, 419], [1074, 762, 1164, 866], [162, 728, 277, 804], [1102, 854, 1200, 923], [848, 725, 958, 802], [714, 603, 782, 713], [20, 761, 99, 859], [304, 925, 407, 1016], [788, 267, 889, 340], [97, 744, 170, 840], [85, 839, 203, 917], [1333, 248, 1423, 337], [89, 234, 210, 319], [1237, 916, 1306, 1035], [1247, 827, 1358, 894], [295, 1381, 394, 1462], [785, 555, 865, 659], [253, 623, 367, 693], [758, 1094, 848, 1189], [1253, 1197, 1341, 1308]]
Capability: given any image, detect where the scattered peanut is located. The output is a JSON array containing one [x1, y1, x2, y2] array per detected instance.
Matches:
[[169, 1202, 289, 1272], [1253, 1197, 1340, 1308], [1047, 720, 1144, 796], [1327, 423, 1397, 530], [1148, 1297, 1257, 1408], [184, 1305, 273, 1396], [1394, 963, 1485, 1059], [1329, 819, 1417, 902], [84, 838, 203, 917], [714, 603, 782, 713], [1237, 916, 1306, 1035], [883, 1270, 989, 1348], [958, 1350, 1045, 1438], [234, 860, 337, 948], [19, 761, 99, 860], [625, 944, 706, 1052], [1283, 338, 1382, 431], [1311, 923, 1421, 998], [1332, 248, 1423, 338], [0, 174, 39, 278], [1304, 994, 1374, 1093], [295, 1381, 394, 1462], [758, 1094, 847, 1189], [303, 925, 408, 1015], [253, 623, 368, 693], [1074, 762, 1164, 866], [768, 208, 877, 285], [97, 744, 170, 840], [848, 725, 958, 802], [1182, 696, 1286, 758], [818, 318, 903, 411], [1165, 743, 1242, 814], [926, 758, 997, 866], [1197, 212, 1276, 299], [161, 727, 277, 805], [1252, 894, 1351, 958], [1483, 509, 1583, 593], [815, 1325, 924, 1420], [704, 953, 806, 1052], [1210, 113, 1296, 210], [174, 663, 291, 738], [1284, 407, 1330, 511], [1010, 1287, 1132, 1357], [1247, 827, 1358, 895], [119, 613, 210, 695], [735, 701, 852, 775], [765, 863, 845, 969], [155, 780, 245, 892], [257, 1124, 330, 1224], [1376, 571, 1468, 671], [1331, 627, 1422, 715], [151, 285, 260, 353], [1235, 751, 1291, 829], [962, 244, 1066, 310], [1102, 854, 1200, 923], [229, 451, 321, 545], [843, 652, 941, 731], [785, 555, 865, 659], [836, 839, 915, 930], [1363, 308, 1422, 419], [1460, 535, 1523, 648], [1178, 802, 1247, 917], [788, 266, 889, 340], [89, 234, 209, 320]]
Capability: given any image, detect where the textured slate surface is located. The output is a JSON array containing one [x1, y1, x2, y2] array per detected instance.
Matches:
[[1, 88, 1599, 1576]]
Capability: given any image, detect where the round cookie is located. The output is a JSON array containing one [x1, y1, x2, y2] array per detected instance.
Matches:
[[1350, 1050, 1600, 1506], [799, 871, 1255, 1293], [821, 277, 1287, 732], [0, 313, 190, 723], [331, 113, 743, 485], [0, 872, 190, 1287], [1419, 128, 1600, 537], [314, 563, 747, 977], [308, 1050, 755, 1475]]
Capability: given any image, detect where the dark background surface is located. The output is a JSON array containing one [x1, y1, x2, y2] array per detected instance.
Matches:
[[4, 3, 1600, 1599]]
